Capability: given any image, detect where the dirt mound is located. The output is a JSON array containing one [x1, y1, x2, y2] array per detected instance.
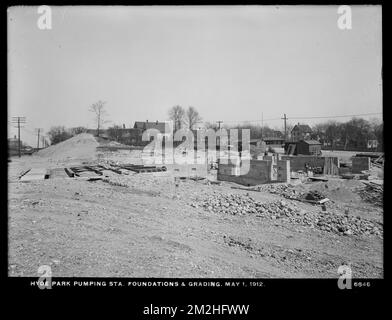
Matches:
[[36, 133, 99, 161]]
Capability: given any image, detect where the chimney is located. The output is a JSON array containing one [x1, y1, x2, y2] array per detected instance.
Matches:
[[146, 120, 148, 123], [156, 120, 158, 124], [123, 124, 125, 129]]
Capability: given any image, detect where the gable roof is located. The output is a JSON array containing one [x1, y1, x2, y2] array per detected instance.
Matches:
[[292, 124, 312, 133]]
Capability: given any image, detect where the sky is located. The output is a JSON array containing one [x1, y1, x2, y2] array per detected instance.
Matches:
[[8, 5, 382, 146]]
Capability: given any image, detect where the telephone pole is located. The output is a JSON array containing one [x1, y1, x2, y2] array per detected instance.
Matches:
[[11, 117, 26, 157], [216, 121, 223, 129], [281, 114, 288, 141], [261, 112, 263, 140], [36, 128, 43, 149]]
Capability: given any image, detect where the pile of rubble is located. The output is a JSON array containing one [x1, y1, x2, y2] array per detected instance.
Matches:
[[250, 184, 304, 200], [194, 193, 301, 218], [191, 193, 382, 238], [313, 212, 382, 237], [253, 184, 330, 204], [355, 182, 383, 208]]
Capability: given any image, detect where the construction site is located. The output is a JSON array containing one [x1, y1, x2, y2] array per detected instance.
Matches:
[[7, 5, 383, 282], [8, 132, 383, 278]]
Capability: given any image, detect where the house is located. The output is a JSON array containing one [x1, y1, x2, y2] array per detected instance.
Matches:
[[291, 123, 312, 141], [131, 121, 172, 146], [133, 120, 170, 134], [296, 140, 322, 155], [8, 135, 19, 150]]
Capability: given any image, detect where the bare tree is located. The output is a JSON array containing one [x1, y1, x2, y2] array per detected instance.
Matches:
[[204, 121, 218, 130], [168, 105, 185, 132], [89, 100, 108, 137], [185, 106, 202, 130]]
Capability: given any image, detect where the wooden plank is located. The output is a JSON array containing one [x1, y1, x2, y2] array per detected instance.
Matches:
[[83, 166, 103, 175], [18, 168, 31, 179], [64, 168, 75, 177], [20, 168, 48, 181]]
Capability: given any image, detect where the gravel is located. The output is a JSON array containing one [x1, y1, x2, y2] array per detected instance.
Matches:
[[192, 192, 383, 238]]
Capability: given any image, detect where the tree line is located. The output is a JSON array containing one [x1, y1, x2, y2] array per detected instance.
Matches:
[[310, 118, 383, 151], [46, 101, 383, 152]]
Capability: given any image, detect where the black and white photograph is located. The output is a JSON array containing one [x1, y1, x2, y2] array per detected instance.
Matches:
[[7, 5, 383, 287]]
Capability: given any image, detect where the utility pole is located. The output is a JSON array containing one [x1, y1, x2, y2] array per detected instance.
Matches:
[[281, 114, 288, 141], [261, 112, 263, 140], [216, 121, 223, 149], [36, 128, 43, 149], [11, 116, 26, 158]]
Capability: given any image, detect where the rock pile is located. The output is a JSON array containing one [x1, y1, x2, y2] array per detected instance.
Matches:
[[314, 212, 382, 237], [192, 193, 383, 238], [195, 193, 301, 218], [355, 182, 383, 208], [256, 184, 304, 200]]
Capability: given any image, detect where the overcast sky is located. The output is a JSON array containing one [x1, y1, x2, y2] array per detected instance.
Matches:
[[8, 5, 382, 146]]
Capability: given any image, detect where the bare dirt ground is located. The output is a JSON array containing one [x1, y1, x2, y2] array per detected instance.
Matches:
[[8, 135, 383, 278]]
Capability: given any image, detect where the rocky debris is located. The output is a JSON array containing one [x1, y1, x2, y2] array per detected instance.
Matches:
[[355, 182, 383, 208], [192, 192, 382, 238], [313, 212, 382, 237], [241, 184, 304, 200], [246, 184, 330, 204]]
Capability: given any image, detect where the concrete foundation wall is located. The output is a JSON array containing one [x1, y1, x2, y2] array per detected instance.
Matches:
[[277, 160, 291, 183], [352, 157, 370, 173], [217, 159, 279, 186]]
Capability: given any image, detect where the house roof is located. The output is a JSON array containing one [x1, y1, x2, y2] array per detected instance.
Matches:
[[133, 121, 169, 133], [300, 140, 321, 145], [134, 122, 145, 129], [292, 124, 312, 133]]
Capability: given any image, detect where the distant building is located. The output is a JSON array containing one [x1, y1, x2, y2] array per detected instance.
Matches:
[[128, 121, 172, 146], [285, 139, 321, 156], [297, 140, 321, 155], [8, 135, 34, 156], [8, 135, 19, 150], [291, 123, 312, 141], [133, 120, 171, 134]]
